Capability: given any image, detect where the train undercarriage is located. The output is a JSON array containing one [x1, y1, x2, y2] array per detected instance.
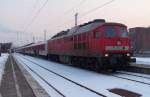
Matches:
[[21, 52, 136, 72], [47, 53, 136, 72]]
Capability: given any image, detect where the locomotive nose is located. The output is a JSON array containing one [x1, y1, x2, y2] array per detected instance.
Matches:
[[104, 37, 130, 52]]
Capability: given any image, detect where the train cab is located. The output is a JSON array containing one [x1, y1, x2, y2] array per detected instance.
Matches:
[[93, 23, 135, 66]]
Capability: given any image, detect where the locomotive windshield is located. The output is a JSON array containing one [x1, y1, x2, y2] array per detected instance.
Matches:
[[105, 26, 128, 37], [105, 27, 116, 37], [120, 27, 128, 37]]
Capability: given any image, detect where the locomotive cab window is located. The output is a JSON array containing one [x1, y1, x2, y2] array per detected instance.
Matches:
[[105, 27, 116, 37], [120, 27, 128, 37], [95, 32, 101, 39]]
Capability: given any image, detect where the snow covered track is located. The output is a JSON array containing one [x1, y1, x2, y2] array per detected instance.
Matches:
[[110, 73, 150, 86], [13, 53, 150, 97], [116, 71, 150, 80], [18, 59, 66, 97], [15, 55, 106, 97], [125, 57, 150, 74]]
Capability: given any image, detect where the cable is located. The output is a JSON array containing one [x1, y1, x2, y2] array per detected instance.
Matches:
[[47, 0, 115, 38], [47, 0, 86, 32], [18, 0, 39, 45], [50, 0, 115, 30], [62, 0, 115, 27], [23, 0, 49, 33], [64, 0, 86, 14], [22, 0, 39, 27], [80, 0, 115, 18], [56, 0, 86, 28]]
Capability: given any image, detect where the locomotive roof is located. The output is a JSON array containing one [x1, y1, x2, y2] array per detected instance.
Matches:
[[50, 19, 126, 40], [102, 22, 127, 27], [50, 19, 105, 40]]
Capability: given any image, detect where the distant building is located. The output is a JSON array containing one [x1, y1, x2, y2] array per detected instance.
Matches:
[[0, 43, 12, 53], [129, 27, 150, 54]]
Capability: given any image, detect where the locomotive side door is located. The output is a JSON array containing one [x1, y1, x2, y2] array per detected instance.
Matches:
[[90, 28, 103, 56]]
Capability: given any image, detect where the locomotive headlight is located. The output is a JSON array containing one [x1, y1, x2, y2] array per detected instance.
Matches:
[[127, 53, 130, 56], [104, 53, 109, 57]]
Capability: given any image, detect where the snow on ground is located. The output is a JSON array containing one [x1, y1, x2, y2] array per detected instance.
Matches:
[[134, 57, 150, 65], [15, 55, 104, 97], [114, 72, 150, 84], [0, 53, 9, 84], [19, 60, 66, 97], [119, 71, 150, 78], [14, 53, 150, 97]]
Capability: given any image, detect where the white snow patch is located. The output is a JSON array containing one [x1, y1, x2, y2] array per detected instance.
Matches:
[[0, 53, 9, 84], [134, 57, 150, 65], [14, 53, 150, 97]]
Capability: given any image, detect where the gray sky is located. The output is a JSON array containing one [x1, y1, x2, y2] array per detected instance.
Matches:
[[0, 0, 150, 46]]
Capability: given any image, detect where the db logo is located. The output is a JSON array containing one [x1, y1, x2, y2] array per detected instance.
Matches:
[[117, 41, 121, 45]]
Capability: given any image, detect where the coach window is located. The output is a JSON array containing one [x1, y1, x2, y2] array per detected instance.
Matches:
[[95, 32, 100, 39]]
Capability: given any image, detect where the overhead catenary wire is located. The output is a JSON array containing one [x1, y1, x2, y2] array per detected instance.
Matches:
[[64, 0, 86, 14], [23, 0, 49, 33], [80, 0, 115, 18], [49, 0, 115, 32], [63, 0, 115, 26], [22, 0, 39, 30], [17, 0, 39, 45], [47, 0, 86, 32]]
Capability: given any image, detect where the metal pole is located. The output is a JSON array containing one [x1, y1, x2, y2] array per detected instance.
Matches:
[[75, 13, 78, 26], [44, 30, 46, 41], [33, 36, 35, 43], [44, 30, 48, 55]]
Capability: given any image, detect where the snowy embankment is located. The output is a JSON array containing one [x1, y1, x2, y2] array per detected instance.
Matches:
[[134, 57, 150, 65], [14, 53, 150, 97], [0, 53, 9, 84]]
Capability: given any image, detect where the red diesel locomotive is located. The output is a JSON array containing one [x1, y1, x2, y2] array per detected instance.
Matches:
[[15, 19, 135, 71]]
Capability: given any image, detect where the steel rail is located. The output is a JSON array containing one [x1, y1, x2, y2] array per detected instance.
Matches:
[[19, 55, 106, 97]]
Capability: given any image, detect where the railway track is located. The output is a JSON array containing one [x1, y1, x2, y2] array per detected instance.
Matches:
[[14, 55, 106, 97], [109, 72, 150, 86], [14, 56, 150, 97], [18, 55, 150, 87], [16, 58, 66, 97], [116, 71, 150, 80]]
